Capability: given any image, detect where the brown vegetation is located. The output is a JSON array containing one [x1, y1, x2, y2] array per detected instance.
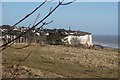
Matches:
[[2, 44, 119, 78]]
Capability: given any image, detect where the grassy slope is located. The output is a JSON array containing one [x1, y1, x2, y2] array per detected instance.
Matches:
[[2, 44, 119, 78]]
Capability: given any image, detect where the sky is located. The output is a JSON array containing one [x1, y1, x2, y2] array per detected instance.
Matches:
[[1, 1, 118, 35], [0, 2, 2, 26], [1, 0, 119, 2]]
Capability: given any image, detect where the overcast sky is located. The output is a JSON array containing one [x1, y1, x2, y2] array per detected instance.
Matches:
[[1, 1, 118, 35]]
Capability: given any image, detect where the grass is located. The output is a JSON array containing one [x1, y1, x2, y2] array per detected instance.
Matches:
[[2, 44, 119, 78]]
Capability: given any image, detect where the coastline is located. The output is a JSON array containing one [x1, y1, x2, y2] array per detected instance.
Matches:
[[93, 35, 118, 49]]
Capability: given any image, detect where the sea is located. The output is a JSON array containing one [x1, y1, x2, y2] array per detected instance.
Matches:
[[93, 35, 118, 49]]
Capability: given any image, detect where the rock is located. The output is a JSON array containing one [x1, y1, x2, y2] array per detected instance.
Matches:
[[93, 44, 104, 49], [13, 64, 17, 69]]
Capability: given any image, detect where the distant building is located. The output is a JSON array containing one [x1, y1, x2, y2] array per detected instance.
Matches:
[[0, 25, 93, 46]]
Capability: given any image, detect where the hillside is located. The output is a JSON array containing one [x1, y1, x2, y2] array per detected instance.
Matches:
[[2, 44, 119, 78]]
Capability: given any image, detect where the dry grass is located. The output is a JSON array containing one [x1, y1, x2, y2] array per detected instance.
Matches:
[[2, 44, 119, 78]]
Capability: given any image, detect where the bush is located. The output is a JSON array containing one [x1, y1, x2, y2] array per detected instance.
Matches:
[[46, 31, 65, 45]]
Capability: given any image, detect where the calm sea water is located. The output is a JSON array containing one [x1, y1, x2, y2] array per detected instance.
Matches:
[[93, 35, 118, 49]]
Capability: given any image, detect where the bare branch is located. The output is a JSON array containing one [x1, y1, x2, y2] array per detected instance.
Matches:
[[41, 20, 53, 26], [47, 0, 54, 3], [0, 0, 64, 50], [61, 0, 76, 5], [28, 24, 31, 28], [8, 51, 32, 78], [19, 51, 31, 62], [1, 41, 14, 52], [13, 0, 46, 27], [33, 13, 41, 26], [37, 20, 53, 30], [15, 51, 31, 68], [1, 24, 32, 51], [59, 0, 64, 4], [10, 43, 31, 50], [44, 20, 53, 25], [49, 7, 52, 13]]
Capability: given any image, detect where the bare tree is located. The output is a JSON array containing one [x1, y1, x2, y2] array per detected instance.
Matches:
[[1, 0, 75, 78]]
